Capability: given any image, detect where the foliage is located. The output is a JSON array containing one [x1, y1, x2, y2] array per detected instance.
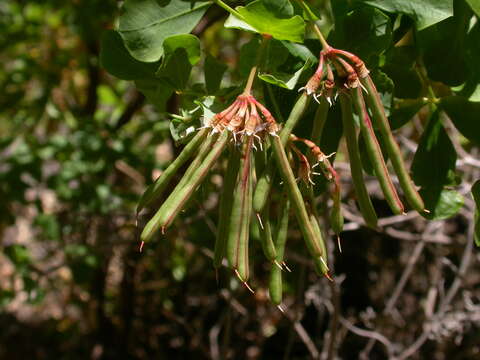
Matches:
[[1, 0, 480, 359]]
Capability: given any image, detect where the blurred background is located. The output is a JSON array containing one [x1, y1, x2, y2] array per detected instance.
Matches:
[[0, 1, 479, 359]]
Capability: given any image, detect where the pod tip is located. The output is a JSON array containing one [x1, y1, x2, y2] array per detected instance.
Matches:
[[282, 261, 292, 273], [256, 213, 264, 229], [243, 281, 255, 294], [139, 241, 145, 253]]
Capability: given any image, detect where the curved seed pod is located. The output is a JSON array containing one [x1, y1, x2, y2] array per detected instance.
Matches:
[[339, 94, 378, 228], [360, 76, 425, 213], [269, 193, 290, 305], [290, 134, 343, 234], [271, 136, 323, 258], [259, 205, 277, 261], [214, 147, 241, 268], [310, 213, 329, 277], [350, 87, 404, 215], [300, 183, 329, 276], [226, 137, 254, 282], [137, 129, 208, 215], [310, 96, 329, 144], [141, 131, 229, 242], [253, 93, 311, 214], [330, 182, 344, 235], [253, 168, 275, 213], [140, 133, 218, 243], [280, 92, 311, 145], [170, 132, 219, 193]]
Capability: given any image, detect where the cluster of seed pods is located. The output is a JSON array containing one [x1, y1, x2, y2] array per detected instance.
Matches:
[[137, 45, 426, 306], [299, 46, 426, 226]]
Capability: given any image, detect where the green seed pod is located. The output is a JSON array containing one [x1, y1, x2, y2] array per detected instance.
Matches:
[[141, 131, 229, 242], [350, 87, 404, 215], [271, 136, 323, 258], [254, 93, 311, 214], [310, 96, 329, 144], [269, 194, 290, 305], [360, 76, 425, 213], [310, 214, 329, 277], [300, 183, 329, 276], [214, 146, 241, 268], [226, 138, 254, 282], [259, 205, 277, 262], [339, 94, 378, 228], [330, 192, 344, 235], [136, 129, 208, 215]]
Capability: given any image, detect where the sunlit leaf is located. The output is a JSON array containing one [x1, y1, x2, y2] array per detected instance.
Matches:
[[224, 0, 305, 42], [118, 0, 210, 62], [362, 0, 454, 30]]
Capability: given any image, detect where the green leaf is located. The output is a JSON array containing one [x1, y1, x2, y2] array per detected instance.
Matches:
[[163, 34, 201, 65], [412, 110, 457, 188], [224, 0, 305, 43], [420, 188, 464, 220], [263, 0, 294, 17], [100, 30, 158, 80], [291, 0, 320, 20], [382, 46, 422, 99], [440, 96, 480, 145], [417, 1, 471, 87], [281, 41, 317, 63], [472, 180, 480, 247], [5, 244, 31, 267], [258, 59, 311, 89], [264, 39, 291, 71], [156, 48, 192, 90], [390, 99, 427, 130], [466, 0, 480, 17], [154, 34, 201, 90], [204, 54, 228, 94], [135, 78, 174, 111], [118, 0, 211, 62], [458, 21, 480, 100], [329, 7, 393, 65], [362, 0, 454, 30], [238, 37, 261, 77]]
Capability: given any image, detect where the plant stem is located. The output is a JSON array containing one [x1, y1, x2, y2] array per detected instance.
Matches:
[[296, 0, 330, 50], [243, 36, 270, 95], [212, 0, 243, 19], [312, 23, 330, 51]]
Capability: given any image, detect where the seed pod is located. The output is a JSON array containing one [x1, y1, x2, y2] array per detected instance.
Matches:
[[271, 135, 323, 258], [259, 205, 277, 261], [310, 213, 329, 277], [269, 193, 290, 305], [214, 146, 241, 268], [299, 182, 329, 276], [226, 137, 254, 282], [136, 129, 208, 216], [253, 92, 311, 214], [339, 94, 378, 228], [310, 96, 329, 144], [360, 76, 425, 213], [350, 87, 404, 215], [141, 131, 229, 242], [330, 178, 344, 235]]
